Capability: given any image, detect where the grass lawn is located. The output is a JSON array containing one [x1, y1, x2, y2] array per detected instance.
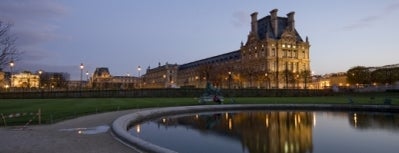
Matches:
[[1, 93, 398, 126]]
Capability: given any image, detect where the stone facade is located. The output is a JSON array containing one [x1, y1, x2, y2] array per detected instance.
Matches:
[[239, 9, 310, 88], [173, 9, 310, 89], [311, 73, 348, 89], [177, 51, 240, 88], [11, 71, 40, 88], [110, 9, 311, 89], [142, 63, 178, 88], [90, 67, 138, 89]]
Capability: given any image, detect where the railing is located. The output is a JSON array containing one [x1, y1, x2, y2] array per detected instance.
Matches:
[[0, 88, 333, 99]]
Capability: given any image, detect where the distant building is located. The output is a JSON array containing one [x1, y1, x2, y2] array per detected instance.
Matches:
[[93, 9, 312, 89], [177, 51, 240, 88], [39, 72, 70, 89], [310, 72, 348, 89], [91, 67, 138, 89], [172, 9, 311, 89], [11, 71, 40, 88], [142, 63, 178, 88], [0, 70, 8, 89]]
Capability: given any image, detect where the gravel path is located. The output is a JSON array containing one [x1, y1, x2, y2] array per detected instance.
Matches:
[[0, 109, 141, 153]]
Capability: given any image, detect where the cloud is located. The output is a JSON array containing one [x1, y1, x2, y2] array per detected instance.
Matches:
[[0, 0, 67, 60], [231, 11, 249, 28], [341, 2, 399, 31], [341, 15, 378, 31], [0, 0, 67, 21], [385, 2, 399, 13]]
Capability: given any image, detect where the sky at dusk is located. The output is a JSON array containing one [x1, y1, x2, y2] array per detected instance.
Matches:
[[1, 0, 398, 80]]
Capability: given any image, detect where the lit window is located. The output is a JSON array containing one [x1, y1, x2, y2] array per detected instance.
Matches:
[[282, 44, 286, 48], [287, 44, 291, 48]]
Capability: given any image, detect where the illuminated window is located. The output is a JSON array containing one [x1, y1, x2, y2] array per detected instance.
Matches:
[[272, 48, 276, 57], [282, 44, 286, 48]]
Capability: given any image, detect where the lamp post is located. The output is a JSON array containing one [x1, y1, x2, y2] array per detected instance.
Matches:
[[195, 76, 199, 88], [295, 74, 299, 89], [163, 74, 167, 88], [228, 71, 232, 89], [137, 66, 141, 88], [86, 71, 89, 81], [38, 69, 42, 89], [265, 72, 268, 89], [80, 63, 84, 90], [9, 60, 14, 88], [86, 71, 89, 89]]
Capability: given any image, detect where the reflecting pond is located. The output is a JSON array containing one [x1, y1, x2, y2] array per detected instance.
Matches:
[[128, 111, 399, 153]]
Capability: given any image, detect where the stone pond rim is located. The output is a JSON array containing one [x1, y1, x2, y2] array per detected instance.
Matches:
[[111, 104, 399, 153]]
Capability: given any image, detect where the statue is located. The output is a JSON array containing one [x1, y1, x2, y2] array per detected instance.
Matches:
[[199, 82, 224, 104]]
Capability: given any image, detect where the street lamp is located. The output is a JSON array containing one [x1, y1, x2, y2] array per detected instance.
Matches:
[[80, 63, 84, 90], [163, 74, 167, 88], [228, 71, 232, 89], [137, 66, 141, 88], [195, 76, 199, 88], [38, 69, 43, 89], [265, 72, 268, 89], [86, 71, 89, 81], [295, 74, 299, 89], [9, 60, 14, 88]]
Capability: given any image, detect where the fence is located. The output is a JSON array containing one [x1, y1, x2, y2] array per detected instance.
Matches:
[[0, 88, 333, 99], [1, 109, 41, 127]]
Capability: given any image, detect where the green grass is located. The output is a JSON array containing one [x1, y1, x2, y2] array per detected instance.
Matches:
[[0, 94, 398, 126]]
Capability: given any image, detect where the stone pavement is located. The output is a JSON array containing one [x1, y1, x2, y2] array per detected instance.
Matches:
[[0, 109, 141, 153]]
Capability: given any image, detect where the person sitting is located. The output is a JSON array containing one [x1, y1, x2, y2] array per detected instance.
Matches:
[[213, 95, 221, 104]]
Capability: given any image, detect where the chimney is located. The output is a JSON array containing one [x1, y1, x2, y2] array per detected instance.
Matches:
[[250, 12, 258, 35], [287, 11, 295, 31], [270, 9, 278, 36]]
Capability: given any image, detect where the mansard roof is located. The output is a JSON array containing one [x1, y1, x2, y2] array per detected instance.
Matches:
[[93, 67, 110, 76], [179, 50, 240, 70], [257, 15, 303, 42]]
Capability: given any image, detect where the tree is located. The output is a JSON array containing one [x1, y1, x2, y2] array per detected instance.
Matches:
[[347, 66, 371, 85], [371, 68, 399, 85], [300, 70, 312, 89], [0, 21, 20, 69]]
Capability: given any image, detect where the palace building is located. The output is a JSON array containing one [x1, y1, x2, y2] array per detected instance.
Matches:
[[90, 67, 138, 89], [142, 63, 179, 88], [168, 9, 310, 89], [108, 9, 311, 89]]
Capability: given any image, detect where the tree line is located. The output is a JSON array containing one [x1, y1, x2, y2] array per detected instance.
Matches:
[[347, 66, 399, 85]]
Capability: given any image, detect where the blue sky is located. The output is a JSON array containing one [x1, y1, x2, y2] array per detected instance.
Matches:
[[1, 0, 398, 80]]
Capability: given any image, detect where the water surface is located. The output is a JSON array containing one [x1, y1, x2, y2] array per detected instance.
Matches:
[[129, 111, 399, 153]]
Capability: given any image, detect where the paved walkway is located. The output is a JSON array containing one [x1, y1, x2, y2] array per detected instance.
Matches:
[[0, 109, 140, 153]]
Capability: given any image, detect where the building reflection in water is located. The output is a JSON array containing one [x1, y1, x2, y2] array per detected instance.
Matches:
[[156, 111, 314, 153]]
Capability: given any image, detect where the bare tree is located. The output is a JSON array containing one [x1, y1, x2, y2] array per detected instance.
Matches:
[[0, 21, 20, 69]]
